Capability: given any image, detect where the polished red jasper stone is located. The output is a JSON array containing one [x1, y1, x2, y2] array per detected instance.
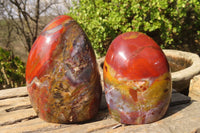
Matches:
[[103, 32, 172, 124], [26, 15, 102, 123]]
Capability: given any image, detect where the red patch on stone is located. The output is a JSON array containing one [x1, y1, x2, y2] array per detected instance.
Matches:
[[129, 89, 138, 102]]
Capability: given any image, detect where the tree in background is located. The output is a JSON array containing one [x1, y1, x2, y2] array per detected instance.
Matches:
[[0, 47, 25, 89], [0, 0, 73, 89], [69, 0, 200, 57], [0, 0, 59, 52]]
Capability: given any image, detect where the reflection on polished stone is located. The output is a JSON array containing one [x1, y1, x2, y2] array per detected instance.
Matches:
[[26, 15, 102, 123], [103, 32, 172, 124]]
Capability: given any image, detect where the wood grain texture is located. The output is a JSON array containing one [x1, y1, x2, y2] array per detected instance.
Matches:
[[0, 87, 28, 100], [0, 86, 199, 133]]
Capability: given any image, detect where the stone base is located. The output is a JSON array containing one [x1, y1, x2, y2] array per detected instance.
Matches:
[[189, 74, 200, 101]]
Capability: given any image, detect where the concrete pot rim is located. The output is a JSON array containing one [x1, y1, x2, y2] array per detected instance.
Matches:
[[97, 49, 200, 82], [163, 49, 200, 81]]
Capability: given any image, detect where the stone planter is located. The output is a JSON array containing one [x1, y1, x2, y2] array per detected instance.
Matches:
[[164, 49, 200, 94], [97, 49, 200, 95]]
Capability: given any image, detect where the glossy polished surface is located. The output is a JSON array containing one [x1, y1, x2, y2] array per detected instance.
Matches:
[[26, 15, 102, 123], [103, 32, 171, 124]]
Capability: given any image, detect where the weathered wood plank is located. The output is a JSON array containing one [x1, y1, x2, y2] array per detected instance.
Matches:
[[0, 109, 111, 132], [0, 87, 28, 100], [48, 118, 118, 133], [0, 87, 196, 133], [0, 108, 37, 126], [5, 101, 197, 133], [116, 101, 200, 133], [0, 116, 118, 133], [0, 118, 61, 133], [0, 103, 199, 133], [47, 101, 200, 133], [0, 101, 199, 133], [0, 97, 31, 113]]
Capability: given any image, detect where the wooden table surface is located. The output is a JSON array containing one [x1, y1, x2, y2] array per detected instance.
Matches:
[[0, 87, 200, 133]]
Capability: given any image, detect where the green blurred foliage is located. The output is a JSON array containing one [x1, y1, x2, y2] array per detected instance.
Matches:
[[0, 48, 25, 89], [69, 0, 200, 57]]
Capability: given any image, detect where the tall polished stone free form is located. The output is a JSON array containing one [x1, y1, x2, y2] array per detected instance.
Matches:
[[26, 15, 102, 123], [103, 32, 172, 124]]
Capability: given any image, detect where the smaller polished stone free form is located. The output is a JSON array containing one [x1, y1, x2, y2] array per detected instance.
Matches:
[[103, 32, 172, 124], [26, 15, 102, 123]]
